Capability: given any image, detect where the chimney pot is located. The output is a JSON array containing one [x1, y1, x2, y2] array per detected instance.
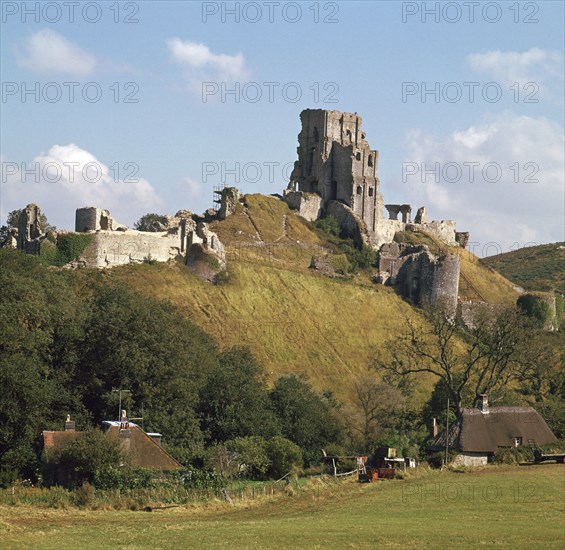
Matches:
[[64, 415, 75, 431], [478, 394, 489, 413]]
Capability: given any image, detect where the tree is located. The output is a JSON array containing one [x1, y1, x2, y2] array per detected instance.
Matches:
[[134, 213, 169, 232], [372, 302, 535, 416], [266, 437, 302, 479], [0, 249, 86, 482], [270, 375, 343, 465], [198, 347, 280, 444], [348, 374, 406, 452], [57, 428, 123, 484], [79, 283, 219, 464]]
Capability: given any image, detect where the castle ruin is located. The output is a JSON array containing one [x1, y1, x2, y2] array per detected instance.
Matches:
[[284, 109, 468, 250], [284, 109, 468, 309]]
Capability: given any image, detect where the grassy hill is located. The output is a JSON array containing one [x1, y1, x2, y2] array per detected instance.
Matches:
[[481, 242, 565, 294], [92, 194, 519, 403]]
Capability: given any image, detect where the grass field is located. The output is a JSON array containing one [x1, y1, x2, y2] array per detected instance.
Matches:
[[1, 465, 563, 549]]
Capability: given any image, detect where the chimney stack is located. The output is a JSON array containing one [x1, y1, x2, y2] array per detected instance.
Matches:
[[64, 414, 76, 431], [431, 417, 438, 437], [478, 394, 489, 413]]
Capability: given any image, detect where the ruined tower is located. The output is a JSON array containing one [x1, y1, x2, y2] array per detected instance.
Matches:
[[287, 109, 385, 238]]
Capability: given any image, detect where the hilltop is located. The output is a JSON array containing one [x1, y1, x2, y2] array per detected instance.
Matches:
[[95, 193, 519, 402], [481, 243, 565, 294]]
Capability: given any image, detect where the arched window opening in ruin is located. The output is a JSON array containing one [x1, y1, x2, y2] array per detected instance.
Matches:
[[368, 155, 373, 167], [310, 179, 319, 193], [313, 126, 319, 142], [356, 152, 361, 161], [346, 129, 352, 141], [356, 185, 362, 195], [308, 148, 315, 175], [368, 187, 374, 197]]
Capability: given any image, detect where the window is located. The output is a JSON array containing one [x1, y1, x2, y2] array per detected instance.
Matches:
[[368, 187, 374, 197], [356, 152, 361, 161], [313, 126, 319, 142], [368, 155, 373, 167], [356, 185, 362, 195], [513, 437, 522, 447]]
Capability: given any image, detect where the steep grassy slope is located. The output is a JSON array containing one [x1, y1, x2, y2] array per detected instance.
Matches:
[[481, 242, 565, 294], [106, 260, 432, 403], [96, 195, 520, 402]]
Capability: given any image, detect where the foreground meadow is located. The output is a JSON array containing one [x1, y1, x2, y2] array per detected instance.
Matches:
[[1, 465, 563, 550]]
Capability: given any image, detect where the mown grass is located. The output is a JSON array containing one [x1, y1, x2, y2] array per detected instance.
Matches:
[[1, 465, 563, 549], [481, 242, 565, 294]]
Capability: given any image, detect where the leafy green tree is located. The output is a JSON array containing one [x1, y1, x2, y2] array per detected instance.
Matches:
[[198, 347, 280, 444], [134, 213, 169, 232], [270, 375, 343, 465], [57, 428, 123, 484], [0, 249, 86, 482], [79, 283, 219, 464], [266, 436, 302, 479], [226, 436, 270, 478]]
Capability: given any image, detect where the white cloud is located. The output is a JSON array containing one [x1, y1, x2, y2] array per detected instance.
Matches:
[[1, 144, 165, 229], [401, 112, 564, 255], [17, 29, 97, 76], [167, 38, 250, 91], [467, 47, 563, 91]]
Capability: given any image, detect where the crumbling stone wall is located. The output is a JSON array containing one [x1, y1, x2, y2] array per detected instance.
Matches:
[[217, 187, 240, 220], [284, 191, 323, 222], [75, 207, 124, 232], [376, 242, 460, 311], [17, 203, 44, 254]]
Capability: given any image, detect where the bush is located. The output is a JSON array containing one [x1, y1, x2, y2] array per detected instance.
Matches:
[[492, 447, 533, 465], [266, 437, 303, 479], [315, 216, 341, 237], [425, 451, 458, 469], [56, 429, 123, 485], [93, 466, 155, 490], [226, 437, 270, 479], [517, 294, 552, 328]]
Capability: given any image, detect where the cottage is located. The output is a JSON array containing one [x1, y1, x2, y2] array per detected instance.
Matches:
[[430, 395, 557, 466], [41, 412, 182, 487]]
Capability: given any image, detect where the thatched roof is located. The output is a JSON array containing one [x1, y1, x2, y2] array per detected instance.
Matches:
[[430, 406, 557, 453]]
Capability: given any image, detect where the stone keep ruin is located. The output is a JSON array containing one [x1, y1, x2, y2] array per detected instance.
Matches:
[[6, 109, 471, 308], [284, 109, 470, 311]]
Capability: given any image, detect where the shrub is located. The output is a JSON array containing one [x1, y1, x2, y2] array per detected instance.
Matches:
[[93, 466, 155, 490], [425, 451, 458, 469], [266, 437, 303, 479], [315, 215, 341, 237], [517, 294, 552, 328], [492, 447, 533, 465], [226, 436, 270, 479], [56, 429, 123, 485]]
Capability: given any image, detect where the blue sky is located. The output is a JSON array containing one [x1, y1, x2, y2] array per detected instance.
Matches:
[[1, 0, 563, 255]]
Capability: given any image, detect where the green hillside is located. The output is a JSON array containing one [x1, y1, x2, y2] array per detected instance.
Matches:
[[99, 194, 519, 402], [481, 242, 565, 294]]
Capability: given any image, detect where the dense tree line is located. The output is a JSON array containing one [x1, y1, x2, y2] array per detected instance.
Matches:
[[0, 249, 343, 483]]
